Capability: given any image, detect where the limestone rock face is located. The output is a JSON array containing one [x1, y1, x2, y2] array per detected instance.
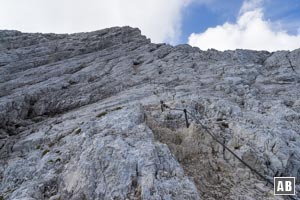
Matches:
[[0, 26, 299, 200]]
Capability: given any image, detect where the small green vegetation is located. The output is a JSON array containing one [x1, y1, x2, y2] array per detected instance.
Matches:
[[96, 111, 108, 118], [42, 149, 50, 156], [48, 134, 65, 148], [74, 128, 81, 135], [174, 134, 182, 145], [36, 145, 41, 150], [48, 142, 56, 148], [55, 158, 61, 162], [165, 114, 174, 120], [112, 106, 123, 111], [0, 195, 4, 200], [68, 79, 77, 85], [48, 159, 54, 163], [158, 150, 164, 157], [221, 122, 229, 128], [96, 106, 122, 118], [290, 136, 296, 142], [56, 134, 65, 142]]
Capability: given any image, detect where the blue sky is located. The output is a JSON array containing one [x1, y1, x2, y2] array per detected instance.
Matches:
[[264, 0, 300, 34], [186, 0, 300, 50], [182, 0, 300, 43], [181, 0, 243, 43], [181, 0, 300, 42], [0, 0, 299, 51]]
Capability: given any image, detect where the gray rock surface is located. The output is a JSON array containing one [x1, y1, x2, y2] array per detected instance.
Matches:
[[0, 26, 299, 199]]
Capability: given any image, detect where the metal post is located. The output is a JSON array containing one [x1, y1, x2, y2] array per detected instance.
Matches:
[[160, 100, 164, 112], [183, 109, 189, 128], [223, 138, 226, 161]]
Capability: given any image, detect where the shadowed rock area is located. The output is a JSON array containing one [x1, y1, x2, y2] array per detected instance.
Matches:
[[0, 26, 299, 200]]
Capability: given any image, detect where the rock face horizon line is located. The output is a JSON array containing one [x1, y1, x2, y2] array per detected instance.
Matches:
[[0, 25, 288, 53]]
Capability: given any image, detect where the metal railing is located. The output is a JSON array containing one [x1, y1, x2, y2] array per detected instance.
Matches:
[[159, 100, 297, 200]]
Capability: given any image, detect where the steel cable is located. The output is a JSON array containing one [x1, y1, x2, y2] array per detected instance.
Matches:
[[159, 102, 297, 200]]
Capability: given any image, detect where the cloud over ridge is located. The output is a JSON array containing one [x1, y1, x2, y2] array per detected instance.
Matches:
[[188, 0, 300, 51], [0, 0, 194, 44]]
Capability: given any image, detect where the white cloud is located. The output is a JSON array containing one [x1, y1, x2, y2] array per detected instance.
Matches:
[[239, 0, 262, 14], [188, 0, 300, 51], [0, 0, 195, 44]]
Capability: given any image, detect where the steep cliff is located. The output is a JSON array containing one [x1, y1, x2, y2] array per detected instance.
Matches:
[[0, 26, 299, 200]]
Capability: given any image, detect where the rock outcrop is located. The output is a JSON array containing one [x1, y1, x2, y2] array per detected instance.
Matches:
[[0, 26, 299, 200]]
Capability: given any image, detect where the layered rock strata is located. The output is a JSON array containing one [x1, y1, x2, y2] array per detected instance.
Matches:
[[0, 26, 299, 199]]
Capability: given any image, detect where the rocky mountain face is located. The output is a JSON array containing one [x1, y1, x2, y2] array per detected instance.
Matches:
[[0, 26, 300, 200]]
